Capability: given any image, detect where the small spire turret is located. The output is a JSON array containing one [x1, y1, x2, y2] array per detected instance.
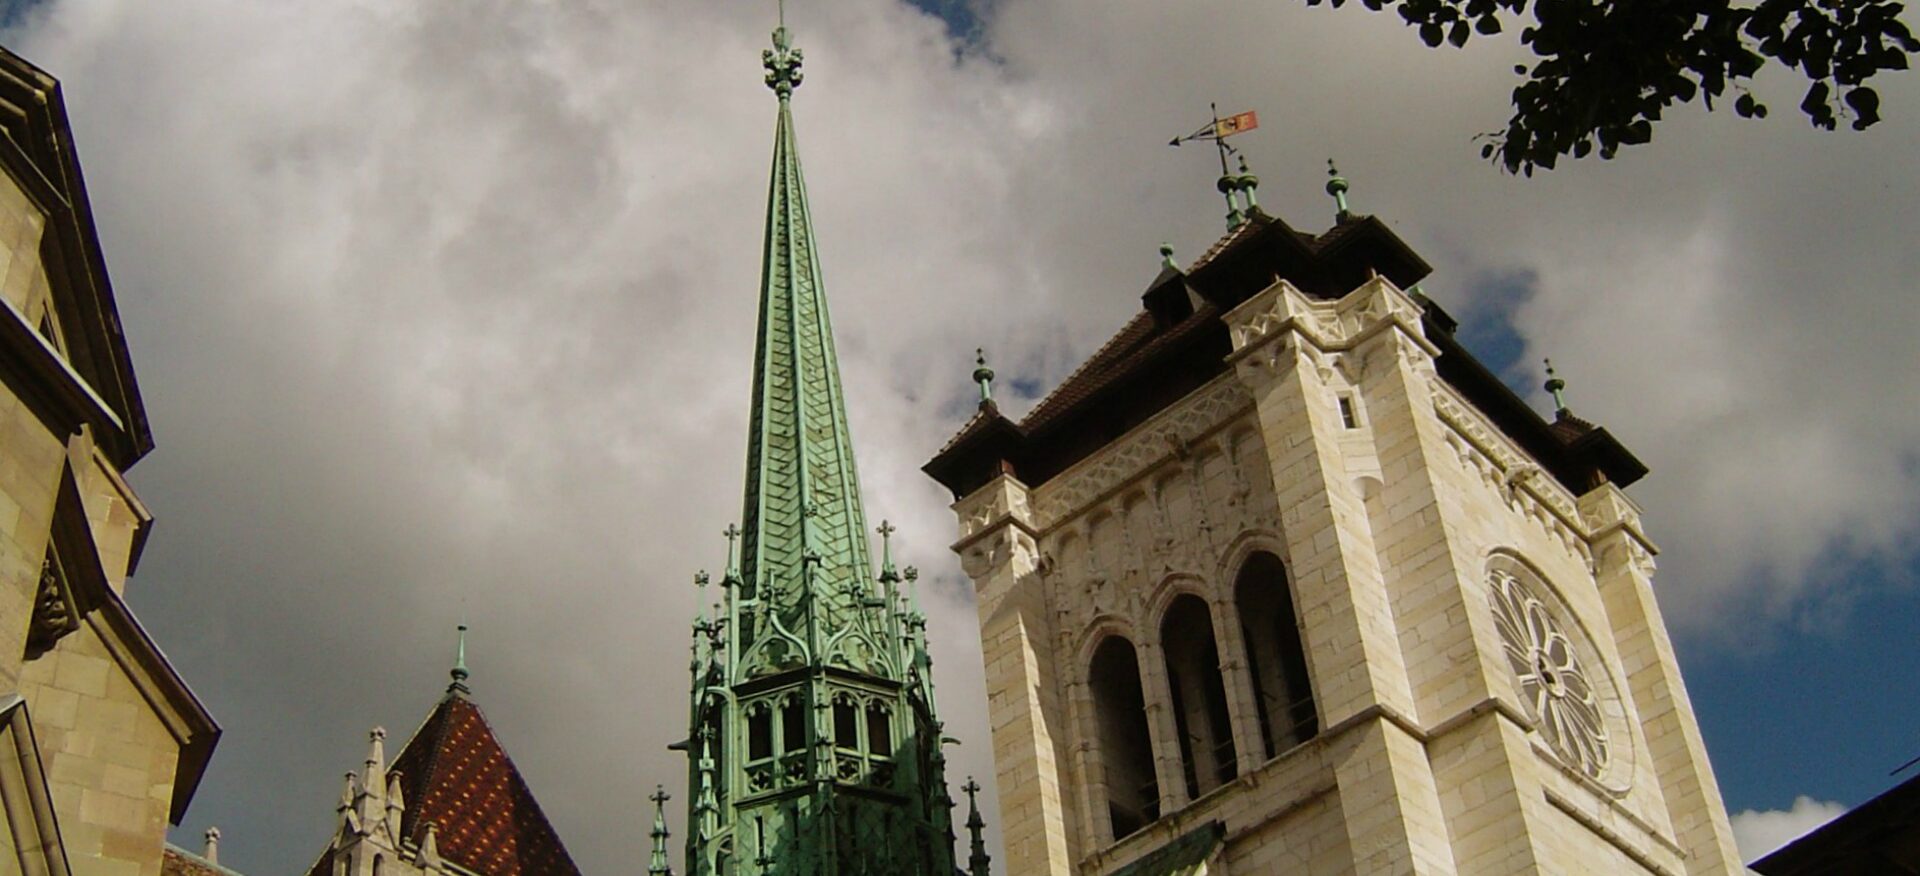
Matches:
[[973, 349, 995, 405], [449, 624, 471, 695], [649, 785, 675, 876], [964, 778, 991, 876], [1327, 159, 1353, 222], [1544, 358, 1570, 416]]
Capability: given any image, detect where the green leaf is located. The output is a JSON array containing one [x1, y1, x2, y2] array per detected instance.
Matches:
[[1421, 22, 1445, 45], [1450, 19, 1471, 45], [1845, 86, 1881, 127]]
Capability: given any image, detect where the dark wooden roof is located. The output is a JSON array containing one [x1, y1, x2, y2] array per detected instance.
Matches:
[[387, 694, 583, 876], [926, 208, 1646, 500], [1751, 772, 1920, 875]]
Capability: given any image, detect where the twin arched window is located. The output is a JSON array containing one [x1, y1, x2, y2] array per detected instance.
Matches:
[[1088, 551, 1314, 840]]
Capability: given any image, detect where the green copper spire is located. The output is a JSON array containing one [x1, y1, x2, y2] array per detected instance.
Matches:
[[679, 11, 961, 876]]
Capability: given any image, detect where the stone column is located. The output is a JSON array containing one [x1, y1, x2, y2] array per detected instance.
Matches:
[[1134, 637, 1189, 813], [1582, 485, 1744, 875], [1209, 596, 1268, 775], [953, 474, 1077, 876]]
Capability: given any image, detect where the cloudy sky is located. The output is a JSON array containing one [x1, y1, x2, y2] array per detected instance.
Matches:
[[3, 0, 1917, 872]]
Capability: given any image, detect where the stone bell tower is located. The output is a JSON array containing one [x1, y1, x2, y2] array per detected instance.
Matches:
[[925, 165, 1745, 875]]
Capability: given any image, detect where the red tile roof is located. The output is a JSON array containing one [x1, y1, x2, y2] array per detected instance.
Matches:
[[388, 694, 583, 876]]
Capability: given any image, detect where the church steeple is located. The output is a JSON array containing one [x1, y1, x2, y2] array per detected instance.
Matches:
[[680, 9, 966, 876]]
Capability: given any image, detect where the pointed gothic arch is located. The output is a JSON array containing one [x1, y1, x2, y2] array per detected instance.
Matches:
[[1159, 594, 1238, 798], [1088, 635, 1158, 840], [1234, 551, 1317, 759]]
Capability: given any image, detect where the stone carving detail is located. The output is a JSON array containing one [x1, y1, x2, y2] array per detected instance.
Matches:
[[26, 552, 78, 660], [1489, 569, 1610, 780], [1433, 385, 1590, 563], [1031, 377, 1252, 530]]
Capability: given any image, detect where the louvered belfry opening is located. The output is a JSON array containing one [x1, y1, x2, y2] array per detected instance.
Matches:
[[1161, 595, 1237, 798], [1090, 636, 1158, 840], [1236, 552, 1317, 759]]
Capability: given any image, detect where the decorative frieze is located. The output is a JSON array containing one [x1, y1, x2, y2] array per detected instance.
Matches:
[[1030, 376, 1253, 531]]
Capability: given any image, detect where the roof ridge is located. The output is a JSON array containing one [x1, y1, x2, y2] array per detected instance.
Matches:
[[1018, 312, 1156, 431]]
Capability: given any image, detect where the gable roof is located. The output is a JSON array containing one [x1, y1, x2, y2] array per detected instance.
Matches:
[[386, 694, 583, 876]]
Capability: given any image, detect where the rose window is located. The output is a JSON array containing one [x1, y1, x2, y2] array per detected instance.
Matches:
[[1489, 569, 1610, 779]]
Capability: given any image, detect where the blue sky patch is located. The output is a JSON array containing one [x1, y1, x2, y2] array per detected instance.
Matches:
[[905, 0, 988, 48]]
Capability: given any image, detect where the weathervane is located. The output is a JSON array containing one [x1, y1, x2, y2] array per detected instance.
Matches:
[[1171, 103, 1262, 229]]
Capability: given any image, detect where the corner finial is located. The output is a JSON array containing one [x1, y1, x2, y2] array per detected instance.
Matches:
[[203, 827, 221, 865], [877, 520, 900, 583], [448, 625, 470, 695], [722, 524, 743, 584], [1543, 358, 1570, 415], [1326, 158, 1353, 222], [973, 349, 995, 405], [1236, 154, 1260, 211], [763, 2, 804, 98], [1159, 242, 1178, 271]]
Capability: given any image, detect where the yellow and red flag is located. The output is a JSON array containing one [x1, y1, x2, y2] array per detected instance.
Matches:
[[1214, 110, 1259, 138]]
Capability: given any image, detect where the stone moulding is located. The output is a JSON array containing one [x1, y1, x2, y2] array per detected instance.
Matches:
[[1027, 375, 1253, 534], [1433, 382, 1595, 565]]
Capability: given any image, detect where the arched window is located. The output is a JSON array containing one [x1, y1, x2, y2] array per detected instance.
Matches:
[[1161, 595, 1237, 798], [1089, 637, 1158, 839], [1235, 552, 1316, 759]]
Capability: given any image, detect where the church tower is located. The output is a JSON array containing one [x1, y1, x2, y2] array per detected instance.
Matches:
[[677, 11, 976, 876], [927, 168, 1745, 874]]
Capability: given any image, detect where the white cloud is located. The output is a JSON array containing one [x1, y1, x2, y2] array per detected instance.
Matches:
[[1, 0, 1914, 872], [1731, 796, 1848, 864]]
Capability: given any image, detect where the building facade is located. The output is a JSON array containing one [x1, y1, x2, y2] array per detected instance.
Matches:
[[927, 176, 1746, 874], [0, 46, 219, 876]]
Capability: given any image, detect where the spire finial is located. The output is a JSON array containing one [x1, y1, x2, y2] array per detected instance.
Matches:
[[1326, 158, 1353, 222], [448, 624, 470, 694], [1236, 154, 1260, 211], [203, 827, 220, 865], [963, 777, 991, 876], [878, 520, 900, 583], [1159, 242, 1178, 271], [764, 3, 804, 97], [973, 349, 995, 405], [1543, 358, 1570, 415], [649, 785, 675, 876], [722, 524, 742, 584]]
